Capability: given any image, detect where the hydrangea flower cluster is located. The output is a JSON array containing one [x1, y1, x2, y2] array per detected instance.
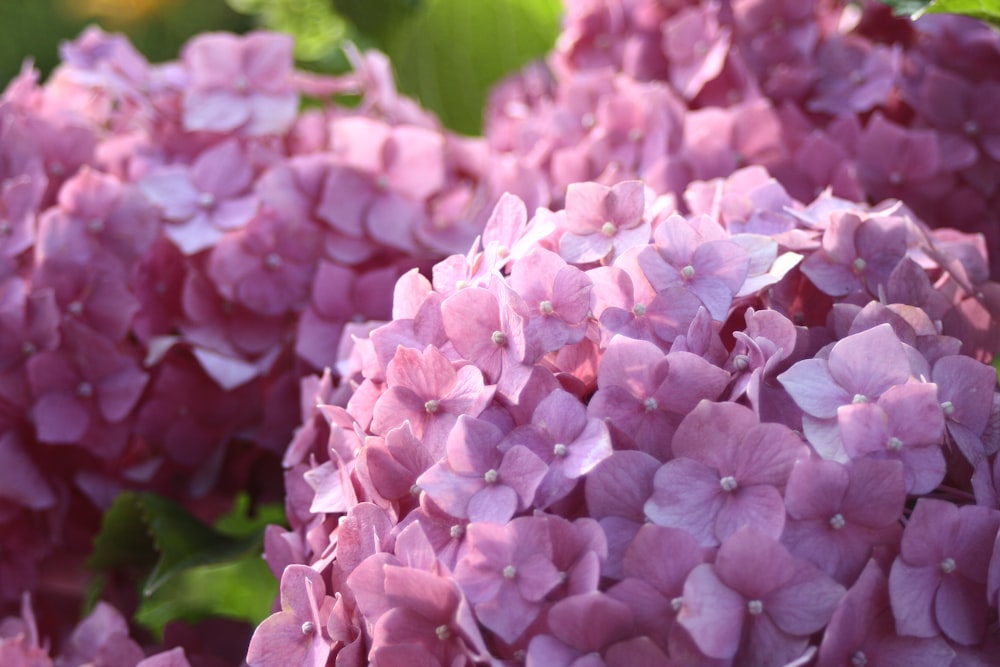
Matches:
[[251, 164, 1000, 664], [4, 0, 1000, 664], [487, 0, 1000, 277], [0, 24, 497, 636]]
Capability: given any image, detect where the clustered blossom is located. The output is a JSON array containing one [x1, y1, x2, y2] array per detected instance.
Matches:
[[6, 0, 1000, 664], [0, 23, 500, 659], [489, 0, 1000, 279], [252, 157, 1000, 663]]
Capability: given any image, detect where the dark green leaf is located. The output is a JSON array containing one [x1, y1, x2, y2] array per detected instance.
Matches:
[[877, 0, 935, 16], [87, 491, 285, 637]]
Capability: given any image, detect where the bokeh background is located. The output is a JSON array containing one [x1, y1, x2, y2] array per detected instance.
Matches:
[[0, 0, 562, 134]]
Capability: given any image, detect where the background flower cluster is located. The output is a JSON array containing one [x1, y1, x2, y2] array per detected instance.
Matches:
[[2, 0, 1000, 665]]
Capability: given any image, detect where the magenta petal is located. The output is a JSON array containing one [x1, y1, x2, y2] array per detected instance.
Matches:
[[97, 366, 148, 422], [33, 392, 90, 443], [467, 485, 518, 523], [678, 563, 745, 659], [644, 458, 724, 546], [715, 485, 786, 543], [888, 560, 940, 638], [935, 574, 988, 645], [778, 359, 850, 419]]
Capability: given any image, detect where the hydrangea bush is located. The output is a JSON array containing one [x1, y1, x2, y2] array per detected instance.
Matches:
[[3, 0, 1000, 665], [0, 23, 499, 660]]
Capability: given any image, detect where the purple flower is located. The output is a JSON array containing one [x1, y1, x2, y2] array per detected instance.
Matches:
[[638, 213, 750, 320], [778, 324, 913, 461], [140, 139, 258, 255], [246, 565, 332, 667], [371, 344, 495, 452], [558, 180, 649, 264], [782, 458, 904, 585], [838, 382, 946, 494], [800, 211, 908, 299], [587, 336, 729, 459], [888, 498, 1000, 645], [501, 387, 612, 507], [416, 416, 547, 523], [817, 559, 956, 667], [181, 31, 299, 136], [525, 592, 639, 666], [645, 400, 809, 546], [454, 516, 563, 643], [677, 528, 844, 665]]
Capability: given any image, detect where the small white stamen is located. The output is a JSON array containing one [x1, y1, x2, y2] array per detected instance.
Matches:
[[503, 565, 517, 579], [632, 303, 647, 317], [410, 483, 421, 496], [424, 399, 440, 414], [852, 257, 867, 274], [449, 524, 464, 539], [435, 624, 451, 640], [671, 596, 683, 612], [301, 621, 315, 635], [852, 651, 867, 667], [829, 513, 846, 530], [940, 557, 956, 574], [720, 476, 738, 492], [747, 599, 764, 615], [484, 469, 499, 484], [733, 354, 750, 371], [67, 300, 84, 316], [643, 397, 658, 412], [539, 300, 554, 315], [681, 264, 695, 280], [553, 443, 568, 457], [852, 394, 868, 404], [887, 437, 903, 451], [601, 221, 617, 237], [491, 330, 507, 346], [198, 192, 215, 208], [941, 401, 955, 416], [264, 253, 282, 269]]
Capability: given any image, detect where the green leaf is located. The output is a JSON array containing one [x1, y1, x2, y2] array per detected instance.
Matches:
[[876, 0, 1000, 26], [135, 556, 278, 634], [877, 0, 935, 16], [137, 493, 265, 596], [332, 0, 422, 42], [382, 0, 563, 135], [925, 0, 1000, 26], [87, 491, 284, 631]]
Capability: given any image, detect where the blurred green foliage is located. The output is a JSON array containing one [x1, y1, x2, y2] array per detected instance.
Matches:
[[877, 0, 1000, 27], [226, 0, 564, 135], [87, 491, 284, 638], [0, 0, 251, 85]]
